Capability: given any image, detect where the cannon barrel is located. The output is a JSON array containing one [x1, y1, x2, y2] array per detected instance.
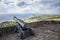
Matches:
[[14, 16, 26, 27]]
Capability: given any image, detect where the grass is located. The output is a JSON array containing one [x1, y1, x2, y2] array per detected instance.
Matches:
[[24, 15, 60, 23], [0, 15, 60, 28], [0, 21, 16, 28]]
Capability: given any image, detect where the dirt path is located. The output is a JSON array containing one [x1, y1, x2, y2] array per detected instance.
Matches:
[[0, 24, 60, 40]]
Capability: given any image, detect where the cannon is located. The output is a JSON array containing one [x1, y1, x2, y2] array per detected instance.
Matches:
[[13, 16, 35, 40]]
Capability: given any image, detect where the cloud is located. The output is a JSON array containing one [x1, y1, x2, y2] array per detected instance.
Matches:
[[0, 0, 60, 14]]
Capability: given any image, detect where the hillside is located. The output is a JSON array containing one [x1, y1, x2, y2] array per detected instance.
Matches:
[[25, 15, 60, 23], [0, 15, 60, 40], [0, 15, 60, 28], [0, 21, 16, 28], [0, 20, 60, 40]]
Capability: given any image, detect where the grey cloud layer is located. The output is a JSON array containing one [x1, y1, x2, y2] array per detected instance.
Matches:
[[0, 0, 60, 14]]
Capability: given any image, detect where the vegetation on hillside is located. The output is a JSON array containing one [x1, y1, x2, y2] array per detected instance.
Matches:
[[0, 21, 16, 28], [0, 15, 60, 28], [24, 15, 60, 23]]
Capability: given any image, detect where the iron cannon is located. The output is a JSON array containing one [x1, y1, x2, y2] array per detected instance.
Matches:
[[13, 16, 35, 40]]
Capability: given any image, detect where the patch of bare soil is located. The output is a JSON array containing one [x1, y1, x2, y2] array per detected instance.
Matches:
[[0, 22, 60, 40]]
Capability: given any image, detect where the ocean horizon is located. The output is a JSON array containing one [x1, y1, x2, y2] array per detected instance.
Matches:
[[0, 14, 34, 23]]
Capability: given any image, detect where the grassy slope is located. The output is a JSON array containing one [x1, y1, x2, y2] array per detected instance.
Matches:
[[24, 15, 60, 23], [0, 15, 60, 28], [0, 21, 16, 28]]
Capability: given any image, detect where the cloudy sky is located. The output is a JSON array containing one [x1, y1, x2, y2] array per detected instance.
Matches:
[[0, 0, 60, 14]]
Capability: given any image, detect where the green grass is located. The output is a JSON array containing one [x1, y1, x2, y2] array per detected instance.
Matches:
[[0, 15, 60, 28], [0, 21, 16, 28], [24, 15, 60, 23]]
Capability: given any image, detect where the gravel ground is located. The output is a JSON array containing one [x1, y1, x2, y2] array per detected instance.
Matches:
[[0, 24, 60, 40]]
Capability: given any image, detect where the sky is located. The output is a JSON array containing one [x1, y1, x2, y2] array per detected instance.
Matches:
[[0, 0, 60, 22], [0, 14, 34, 23], [0, 0, 60, 14]]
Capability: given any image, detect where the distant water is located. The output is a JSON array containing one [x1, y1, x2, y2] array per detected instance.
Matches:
[[0, 14, 34, 23]]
